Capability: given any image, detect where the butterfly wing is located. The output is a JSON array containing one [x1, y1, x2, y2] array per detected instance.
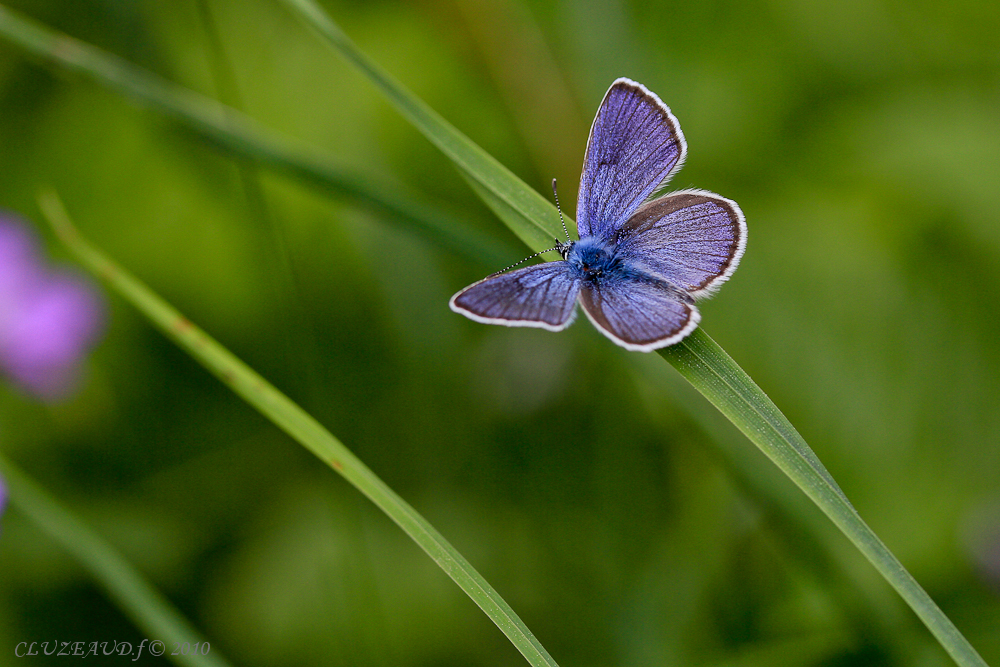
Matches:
[[578, 276, 700, 352], [576, 78, 687, 240], [449, 262, 581, 330], [614, 189, 746, 298]]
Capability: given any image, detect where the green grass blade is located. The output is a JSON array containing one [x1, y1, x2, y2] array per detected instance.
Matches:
[[0, 3, 513, 268], [37, 192, 560, 667], [665, 329, 851, 506], [660, 329, 987, 667], [276, 5, 988, 665], [277, 0, 568, 253], [0, 453, 231, 667]]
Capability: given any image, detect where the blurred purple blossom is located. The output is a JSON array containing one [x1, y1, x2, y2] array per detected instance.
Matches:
[[980, 536, 1000, 592], [962, 499, 1000, 595], [968, 514, 1000, 594], [0, 213, 105, 400], [0, 474, 7, 523]]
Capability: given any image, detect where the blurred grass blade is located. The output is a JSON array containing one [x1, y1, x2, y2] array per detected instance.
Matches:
[[278, 0, 567, 253], [0, 453, 230, 667], [0, 3, 514, 268], [37, 192, 560, 667], [278, 4, 987, 665]]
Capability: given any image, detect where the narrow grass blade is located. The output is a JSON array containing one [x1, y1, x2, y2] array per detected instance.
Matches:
[[0, 453, 231, 667], [37, 192, 560, 667], [276, 4, 988, 665], [0, 3, 514, 268], [660, 330, 987, 667]]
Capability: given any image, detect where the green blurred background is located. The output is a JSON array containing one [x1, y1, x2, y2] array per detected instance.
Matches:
[[1, 0, 998, 665]]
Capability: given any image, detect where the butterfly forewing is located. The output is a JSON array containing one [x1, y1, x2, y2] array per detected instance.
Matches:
[[578, 278, 700, 352], [615, 189, 747, 297], [576, 78, 687, 240], [449, 262, 581, 330]]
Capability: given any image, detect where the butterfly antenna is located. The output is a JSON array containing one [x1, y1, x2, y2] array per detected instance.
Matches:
[[484, 179, 573, 278], [552, 178, 571, 242], [487, 245, 561, 278]]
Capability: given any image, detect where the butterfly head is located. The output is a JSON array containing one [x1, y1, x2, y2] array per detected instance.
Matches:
[[555, 238, 574, 261]]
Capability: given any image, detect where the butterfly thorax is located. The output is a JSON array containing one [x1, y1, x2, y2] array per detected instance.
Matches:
[[564, 236, 638, 285]]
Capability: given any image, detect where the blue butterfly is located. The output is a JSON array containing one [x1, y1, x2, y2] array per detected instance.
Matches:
[[450, 78, 746, 352]]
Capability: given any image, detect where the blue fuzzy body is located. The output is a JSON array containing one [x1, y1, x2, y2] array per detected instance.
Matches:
[[563, 236, 645, 286]]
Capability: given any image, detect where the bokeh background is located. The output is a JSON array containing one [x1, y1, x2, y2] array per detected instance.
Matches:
[[1, 0, 998, 665]]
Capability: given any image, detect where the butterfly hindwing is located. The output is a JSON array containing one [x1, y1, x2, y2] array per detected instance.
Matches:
[[578, 277, 700, 352], [576, 78, 687, 240], [449, 262, 581, 330], [614, 189, 747, 298]]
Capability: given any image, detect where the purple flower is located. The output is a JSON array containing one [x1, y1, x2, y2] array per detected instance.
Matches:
[[981, 536, 1000, 592], [0, 213, 104, 399], [967, 515, 1000, 594]]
